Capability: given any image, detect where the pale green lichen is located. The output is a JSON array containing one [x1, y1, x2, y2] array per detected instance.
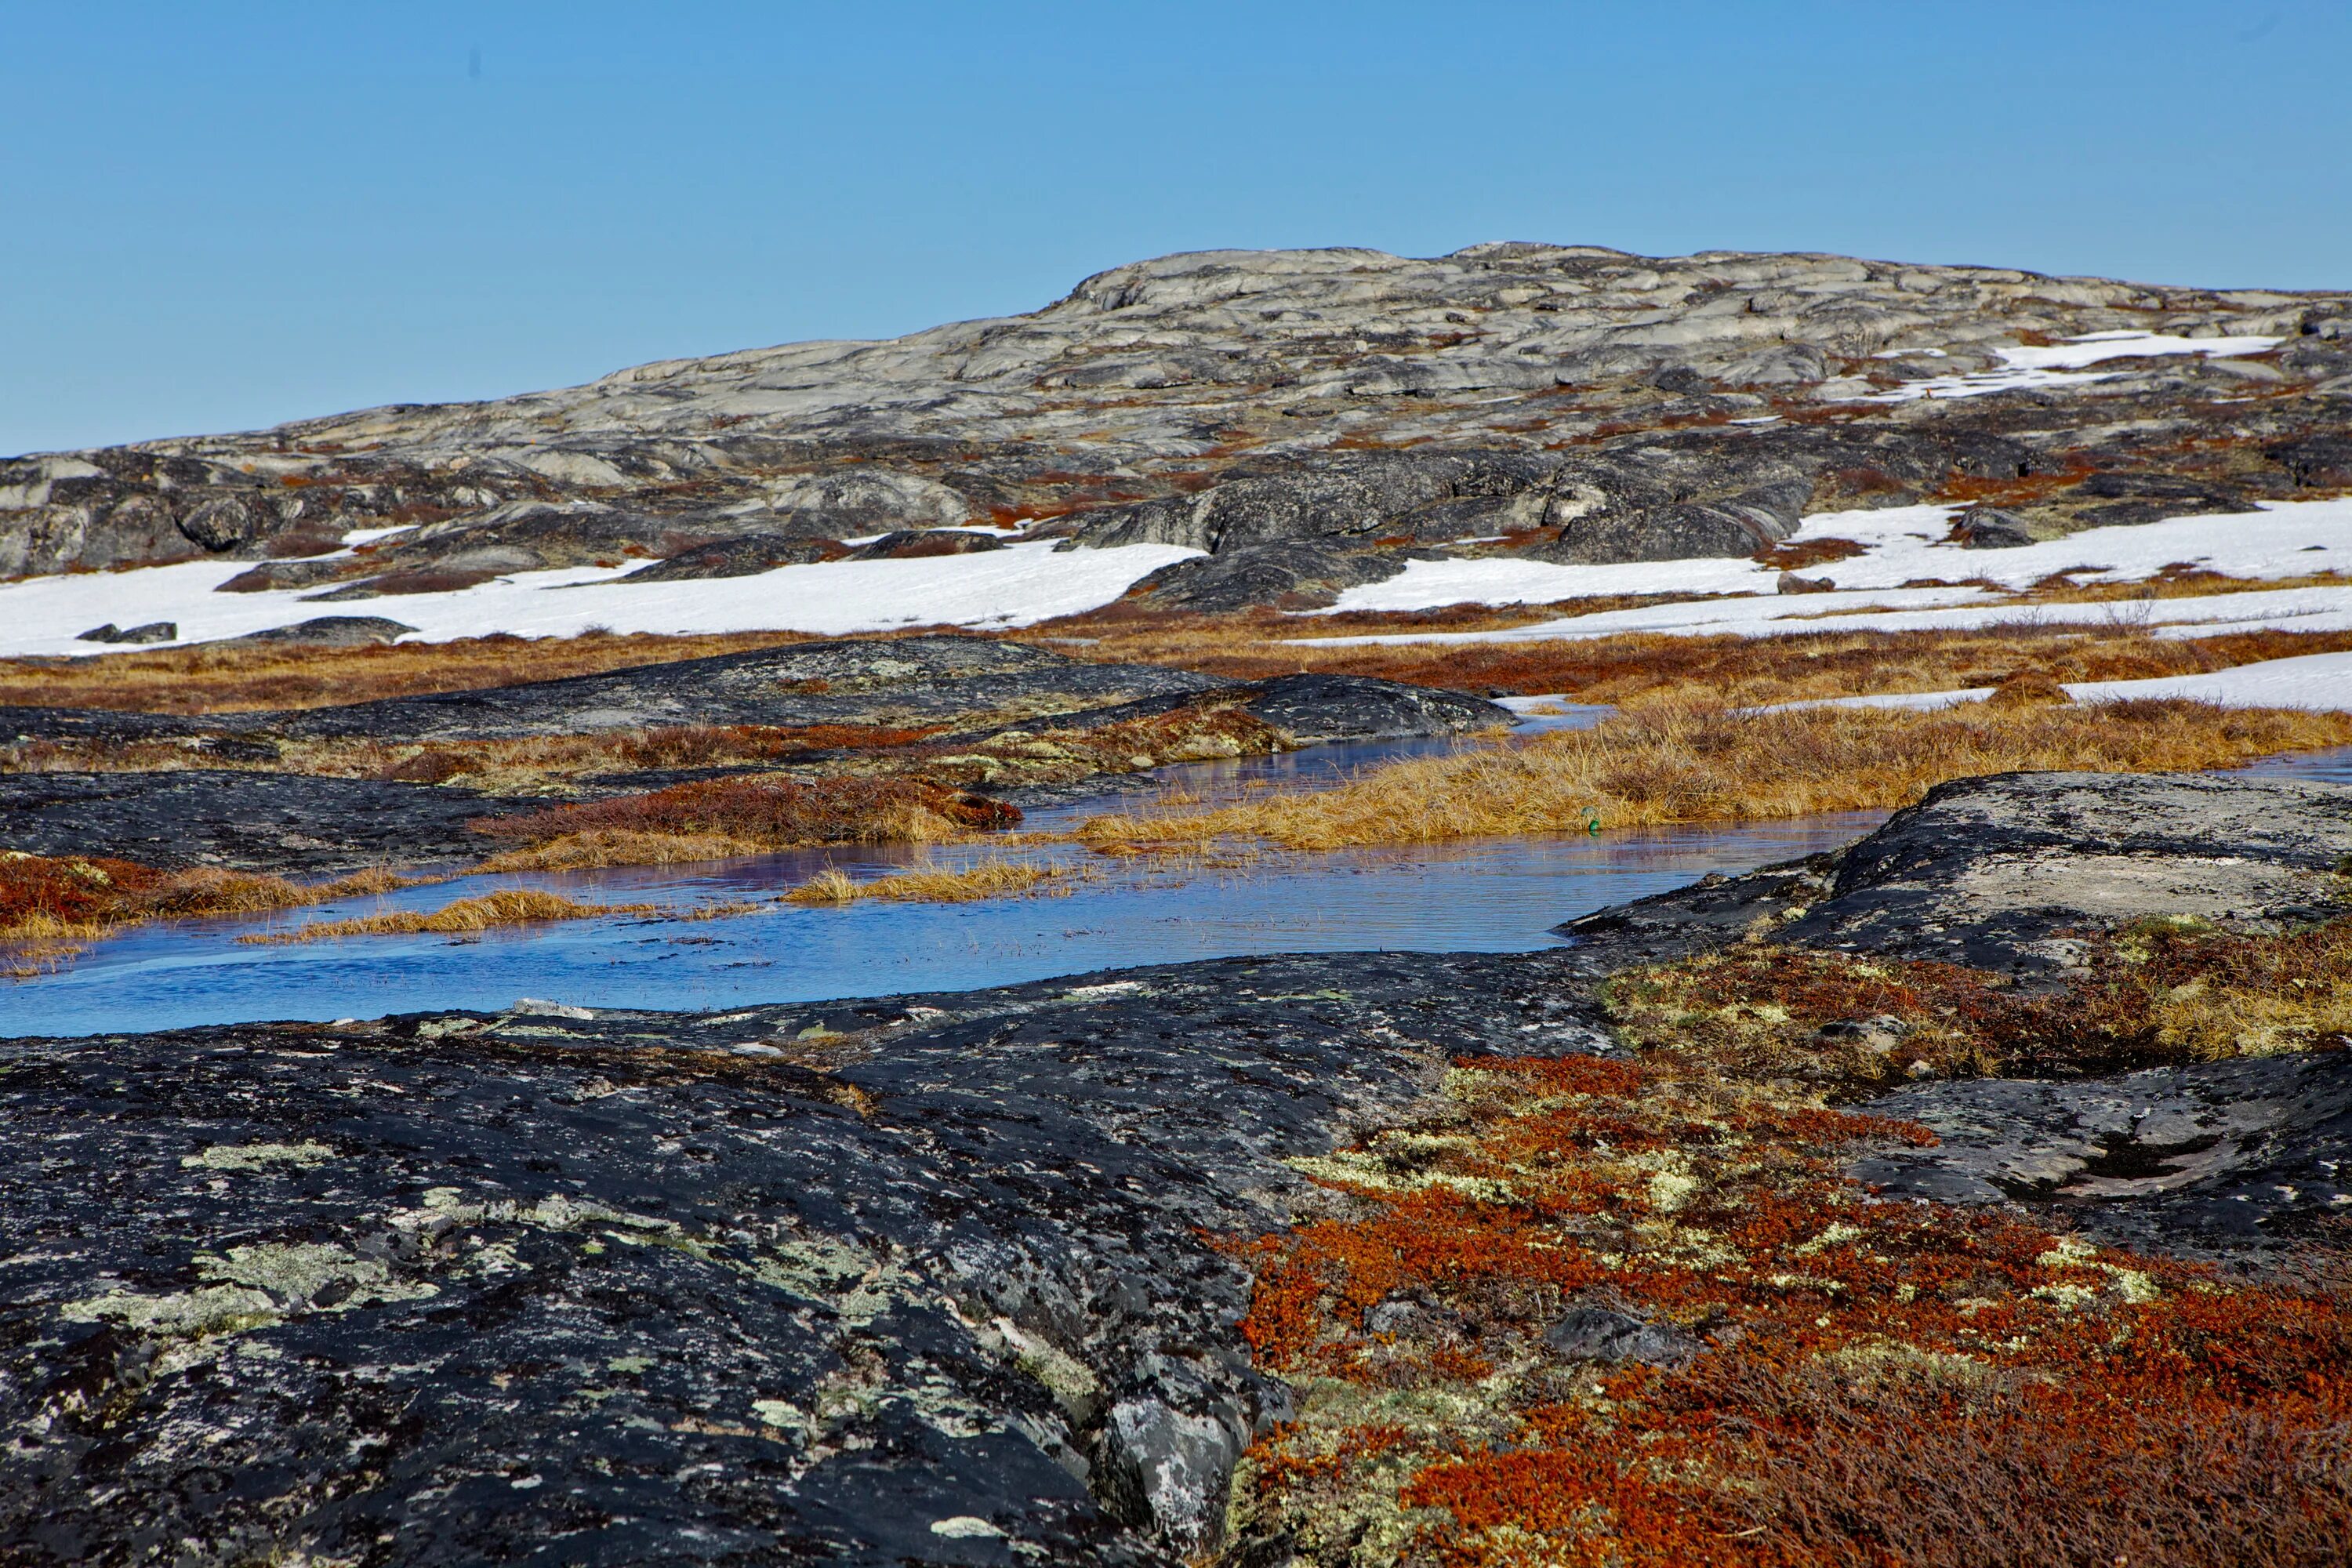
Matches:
[[180, 1141, 339, 1172]]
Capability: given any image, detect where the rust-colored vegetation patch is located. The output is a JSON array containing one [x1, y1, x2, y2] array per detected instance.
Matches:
[[235, 887, 658, 946], [1608, 919, 2352, 1091], [1230, 1042, 2352, 1565], [1075, 699, 2352, 852], [0, 850, 422, 942], [470, 774, 1021, 866]]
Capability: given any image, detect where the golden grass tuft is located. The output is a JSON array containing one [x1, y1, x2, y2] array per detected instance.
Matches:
[[1074, 698, 2352, 852], [236, 888, 653, 945], [1983, 670, 2073, 709], [782, 858, 1077, 906], [472, 829, 771, 873]]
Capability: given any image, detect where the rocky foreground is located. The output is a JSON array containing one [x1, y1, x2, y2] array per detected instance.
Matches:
[[5, 245, 2349, 614], [4, 769, 2347, 1565]]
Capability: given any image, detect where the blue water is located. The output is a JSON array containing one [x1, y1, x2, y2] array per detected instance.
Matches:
[[0, 707, 1881, 1037], [10, 725, 2337, 1041]]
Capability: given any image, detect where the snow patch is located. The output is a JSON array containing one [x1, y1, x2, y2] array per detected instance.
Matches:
[[1860, 330, 2281, 403], [1795, 651, 2352, 716], [1302, 497, 2352, 644], [0, 541, 1201, 657]]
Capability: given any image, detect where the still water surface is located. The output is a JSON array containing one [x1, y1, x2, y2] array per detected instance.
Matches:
[[7, 724, 2344, 1040]]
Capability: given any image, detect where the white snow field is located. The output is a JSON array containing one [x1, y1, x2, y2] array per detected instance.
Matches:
[[1787, 649, 2352, 716], [0, 540, 1203, 658], [1300, 497, 2352, 648], [1860, 329, 2284, 403]]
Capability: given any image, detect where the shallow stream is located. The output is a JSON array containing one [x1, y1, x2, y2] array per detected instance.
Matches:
[[7, 720, 2347, 1040]]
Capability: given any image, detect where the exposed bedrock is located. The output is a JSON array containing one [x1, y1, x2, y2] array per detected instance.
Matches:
[[2, 771, 2348, 1563], [6, 245, 2348, 601]]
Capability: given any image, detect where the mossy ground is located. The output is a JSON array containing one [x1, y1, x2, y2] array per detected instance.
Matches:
[[1227, 920, 2352, 1567]]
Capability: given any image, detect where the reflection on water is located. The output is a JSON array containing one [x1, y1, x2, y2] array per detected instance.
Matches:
[[2231, 744, 2352, 788], [14, 730, 2339, 1041], [3, 813, 1883, 1039], [1, 710, 1872, 1037]]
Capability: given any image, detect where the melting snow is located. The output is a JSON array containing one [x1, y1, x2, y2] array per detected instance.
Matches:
[[0, 541, 1202, 657], [1860, 329, 2282, 402], [1302, 497, 2352, 646], [1793, 650, 2352, 716]]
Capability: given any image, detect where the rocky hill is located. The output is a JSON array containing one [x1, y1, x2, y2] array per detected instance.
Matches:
[[6, 245, 2349, 609]]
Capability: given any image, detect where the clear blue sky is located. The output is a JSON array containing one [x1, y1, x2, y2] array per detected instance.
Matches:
[[5, 1, 2345, 456]]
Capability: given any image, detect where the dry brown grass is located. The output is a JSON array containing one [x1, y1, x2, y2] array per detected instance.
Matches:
[[1109, 618, 2352, 707], [472, 829, 772, 873], [1074, 699, 2352, 851], [782, 858, 1079, 906], [1607, 917, 2352, 1089], [235, 887, 653, 945]]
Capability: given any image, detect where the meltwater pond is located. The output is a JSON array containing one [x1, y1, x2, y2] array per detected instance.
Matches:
[[0, 713, 1890, 1038], [19, 728, 2340, 1041], [4, 815, 1882, 1039]]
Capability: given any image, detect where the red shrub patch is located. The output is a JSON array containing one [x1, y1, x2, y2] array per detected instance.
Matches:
[[472, 774, 1019, 848], [1230, 1040, 2352, 1566]]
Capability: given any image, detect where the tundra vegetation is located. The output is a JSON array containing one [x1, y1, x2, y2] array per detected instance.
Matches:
[[1075, 697, 2352, 852], [1227, 917, 2352, 1567]]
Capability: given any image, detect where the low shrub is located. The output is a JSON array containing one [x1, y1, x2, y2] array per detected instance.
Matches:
[[473, 774, 1020, 850], [1230, 1042, 2352, 1567]]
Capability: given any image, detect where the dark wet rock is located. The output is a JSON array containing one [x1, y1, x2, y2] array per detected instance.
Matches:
[[1543, 1304, 1700, 1367], [0, 636, 1222, 753], [0, 770, 521, 873], [0, 947, 1604, 1565], [965, 673, 1506, 750], [213, 615, 420, 647], [176, 491, 273, 551], [303, 564, 512, 601], [216, 555, 365, 593], [1123, 541, 1408, 612], [622, 533, 845, 580], [2267, 433, 2352, 490], [1570, 772, 2352, 978], [1950, 505, 2037, 548], [1851, 1051, 2352, 1260], [1236, 673, 1503, 742], [2067, 471, 2254, 529], [1769, 771, 2352, 973], [73, 620, 176, 645], [848, 528, 1008, 561], [1532, 483, 1809, 564], [264, 636, 1219, 743]]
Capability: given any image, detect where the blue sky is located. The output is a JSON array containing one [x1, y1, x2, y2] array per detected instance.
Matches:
[[5, 1, 2345, 456]]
